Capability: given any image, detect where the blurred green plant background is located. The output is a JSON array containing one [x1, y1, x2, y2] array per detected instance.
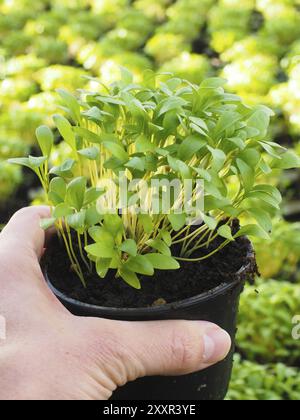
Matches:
[[0, 0, 300, 400]]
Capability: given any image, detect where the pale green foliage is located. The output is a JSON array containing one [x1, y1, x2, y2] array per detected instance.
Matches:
[[8, 71, 300, 288], [0, 162, 22, 201], [159, 53, 212, 85], [237, 280, 300, 365], [227, 355, 300, 401], [254, 220, 300, 279]]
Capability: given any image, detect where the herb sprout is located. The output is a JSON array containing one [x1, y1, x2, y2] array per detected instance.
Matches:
[[9, 70, 300, 289]]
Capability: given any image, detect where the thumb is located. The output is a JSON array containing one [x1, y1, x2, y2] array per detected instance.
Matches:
[[90, 319, 231, 385], [0, 206, 51, 261]]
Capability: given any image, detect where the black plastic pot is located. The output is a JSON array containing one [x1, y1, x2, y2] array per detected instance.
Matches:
[[44, 243, 255, 401]]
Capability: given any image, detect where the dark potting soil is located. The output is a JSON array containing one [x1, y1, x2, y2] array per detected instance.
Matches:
[[44, 220, 258, 308]]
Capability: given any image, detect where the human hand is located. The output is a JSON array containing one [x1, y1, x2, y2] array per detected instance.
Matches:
[[0, 207, 231, 400]]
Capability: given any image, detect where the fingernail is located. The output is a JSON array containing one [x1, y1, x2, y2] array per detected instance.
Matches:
[[203, 329, 231, 364]]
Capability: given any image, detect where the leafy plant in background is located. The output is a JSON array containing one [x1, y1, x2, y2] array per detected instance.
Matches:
[[237, 280, 300, 365], [145, 33, 191, 64], [33, 65, 88, 92], [32, 37, 69, 65], [134, 0, 172, 22], [208, 2, 253, 53], [227, 355, 300, 401], [258, 3, 300, 46], [159, 53, 212, 85], [1, 54, 46, 78], [159, 0, 213, 42], [0, 77, 38, 105], [222, 54, 278, 104], [0, 107, 46, 144], [254, 220, 300, 279], [8, 71, 300, 288], [0, 162, 22, 203]]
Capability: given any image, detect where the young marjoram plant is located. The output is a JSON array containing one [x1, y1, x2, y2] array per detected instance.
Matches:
[[9, 70, 300, 289]]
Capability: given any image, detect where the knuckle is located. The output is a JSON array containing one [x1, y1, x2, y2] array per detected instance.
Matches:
[[169, 325, 202, 372]]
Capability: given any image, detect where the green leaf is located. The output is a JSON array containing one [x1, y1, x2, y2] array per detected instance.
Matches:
[[88, 226, 110, 242], [136, 136, 156, 153], [120, 239, 138, 257], [236, 159, 254, 192], [189, 117, 208, 133], [259, 142, 282, 160], [178, 135, 206, 161], [190, 123, 208, 136], [103, 157, 124, 170], [259, 158, 272, 174], [246, 191, 280, 209], [214, 112, 242, 137], [53, 114, 76, 151], [158, 96, 187, 117], [66, 210, 86, 231], [96, 258, 111, 279], [205, 183, 224, 199], [53, 203, 73, 218], [252, 185, 282, 204], [200, 78, 227, 88], [82, 106, 110, 123], [8, 157, 37, 172], [239, 149, 261, 168], [207, 147, 226, 172], [49, 177, 66, 205], [40, 217, 56, 230], [78, 147, 99, 160], [144, 253, 180, 270], [103, 214, 123, 236], [272, 150, 300, 169], [125, 255, 154, 276], [160, 230, 172, 247], [143, 68, 156, 89], [202, 214, 218, 230], [193, 168, 212, 182], [85, 240, 115, 259], [139, 214, 154, 234], [36, 126, 53, 157], [168, 213, 186, 231], [57, 89, 81, 123], [120, 268, 141, 289], [227, 137, 245, 150], [84, 187, 105, 206], [167, 155, 179, 171], [28, 155, 47, 168], [247, 107, 272, 140], [146, 239, 171, 256], [9, 156, 46, 171], [218, 225, 234, 241], [103, 141, 129, 162], [85, 206, 103, 227], [204, 196, 231, 212], [66, 176, 87, 211], [235, 224, 270, 240], [74, 127, 103, 144], [247, 208, 272, 233], [96, 95, 125, 106], [177, 160, 192, 179], [125, 157, 145, 172], [49, 159, 76, 178]]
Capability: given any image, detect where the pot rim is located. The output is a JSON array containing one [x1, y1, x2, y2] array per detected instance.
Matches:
[[44, 241, 254, 317]]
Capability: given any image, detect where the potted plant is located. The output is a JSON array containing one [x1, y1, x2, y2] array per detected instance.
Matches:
[[9, 70, 300, 400]]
